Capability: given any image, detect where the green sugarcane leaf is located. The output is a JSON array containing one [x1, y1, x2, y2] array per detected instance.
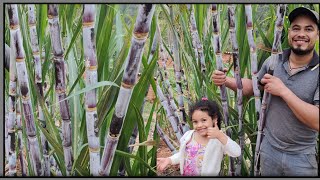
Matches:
[[97, 36, 131, 127], [39, 126, 66, 176], [64, 11, 83, 59], [61, 81, 119, 103], [115, 150, 157, 174], [72, 143, 90, 176], [132, 103, 148, 175], [145, 100, 157, 134]]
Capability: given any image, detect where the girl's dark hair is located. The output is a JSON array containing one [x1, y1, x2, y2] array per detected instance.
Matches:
[[189, 99, 222, 129]]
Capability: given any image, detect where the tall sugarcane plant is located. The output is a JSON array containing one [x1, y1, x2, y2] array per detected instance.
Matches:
[[168, 5, 189, 134], [157, 21, 185, 138], [7, 21, 17, 176], [211, 4, 237, 176], [47, 4, 73, 175], [187, 4, 207, 98], [7, 4, 43, 176], [99, 4, 156, 176], [82, 4, 100, 176], [27, 4, 51, 176], [16, 95, 27, 176], [117, 17, 160, 175], [244, 4, 261, 128], [254, 4, 287, 176], [227, 5, 244, 176], [156, 123, 177, 154]]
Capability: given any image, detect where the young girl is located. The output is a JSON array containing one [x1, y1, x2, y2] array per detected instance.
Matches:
[[157, 98, 241, 176]]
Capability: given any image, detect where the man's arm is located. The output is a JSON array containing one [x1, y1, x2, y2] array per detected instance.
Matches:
[[262, 74, 319, 131], [281, 89, 319, 131], [225, 77, 254, 96]]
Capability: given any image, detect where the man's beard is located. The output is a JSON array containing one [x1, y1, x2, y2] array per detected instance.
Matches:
[[290, 45, 314, 56]]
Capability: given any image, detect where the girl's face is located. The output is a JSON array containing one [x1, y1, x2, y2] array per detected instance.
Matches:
[[191, 110, 216, 137]]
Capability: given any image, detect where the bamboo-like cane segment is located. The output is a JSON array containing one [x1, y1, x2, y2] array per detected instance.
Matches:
[[156, 123, 177, 154], [169, 5, 189, 133], [181, 69, 192, 114], [5, 102, 11, 175], [5, 104, 9, 163], [8, 22, 17, 176], [99, 4, 155, 176], [5, 44, 11, 71], [147, 21, 159, 64], [227, 5, 244, 176], [82, 4, 100, 176], [7, 4, 43, 176], [49, 156, 62, 176], [16, 96, 27, 176], [211, 4, 236, 176], [187, 4, 207, 87], [48, 4, 73, 175], [254, 4, 286, 176], [27, 5, 50, 176]]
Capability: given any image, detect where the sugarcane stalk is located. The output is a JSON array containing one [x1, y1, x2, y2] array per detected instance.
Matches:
[[187, 4, 207, 97], [158, 65, 184, 138], [82, 4, 100, 176], [7, 4, 43, 176], [5, 103, 9, 163], [48, 4, 73, 175], [118, 25, 159, 174], [16, 95, 27, 176], [254, 4, 286, 176], [157, 24, 187, 135], [117, 125, 139, 176], [187, 5, 199, 64], [5, 44, 11, 71], [27, 5, 50, 176], [227, 5, 244, 176], [99, 4, 155, 176], [147, 20, 159, 64], [49, 156, 62, 176], [5, 100, 11, 175], [245, 4, 261, 118], [156, 78, 183, 141], [169, 5, 189, 133], [156, 123, 177, 154], [8, 23, 17, 176], [211, 4, 236, 176]]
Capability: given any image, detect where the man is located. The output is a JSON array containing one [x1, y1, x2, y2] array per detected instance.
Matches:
[[212, 7, 319, 176]]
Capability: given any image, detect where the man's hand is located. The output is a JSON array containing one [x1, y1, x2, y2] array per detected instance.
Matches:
[[261, 74, 289, 97], [211, 68, 228, 86]]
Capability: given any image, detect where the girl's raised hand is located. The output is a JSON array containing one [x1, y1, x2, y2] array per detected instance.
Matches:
[[206, 121, 220, 139], [207, 121, 228, 144], [157, 158, 172, 172]]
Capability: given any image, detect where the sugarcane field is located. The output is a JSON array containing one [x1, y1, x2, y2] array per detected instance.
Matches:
[[4, 3, 319, 177]]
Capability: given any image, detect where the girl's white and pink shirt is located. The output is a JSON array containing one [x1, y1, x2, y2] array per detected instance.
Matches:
[[169, 130, 241, 176]]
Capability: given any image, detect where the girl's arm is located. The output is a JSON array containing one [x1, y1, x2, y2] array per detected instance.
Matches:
[[169, 152, 181, 165], [223, 136, 241, 157], [207, 126, 240, 157]]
